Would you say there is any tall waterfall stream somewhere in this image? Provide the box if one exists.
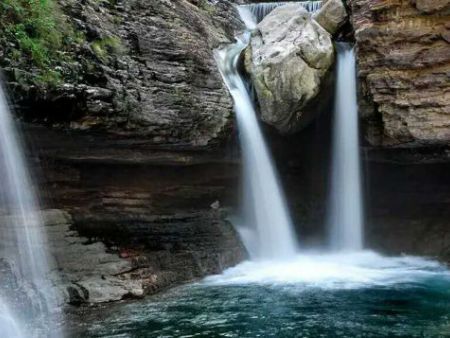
[0,84,63,337]
[328,43,364,251]
[214,32,297,259]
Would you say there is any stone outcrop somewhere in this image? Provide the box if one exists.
[23,124,245,304]
[245,4,335,134]
[41,209,245,304]
[349,0,450,150]
[313,0,348,35]
[2,0,243,147]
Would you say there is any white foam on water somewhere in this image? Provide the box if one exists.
[0,299,24,338]
[204,251,450,289]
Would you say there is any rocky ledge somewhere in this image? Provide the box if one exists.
[43,209,245,305]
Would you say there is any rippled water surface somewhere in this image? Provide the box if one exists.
[72,252,450,337]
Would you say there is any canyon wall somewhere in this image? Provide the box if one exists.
[1,0,247,304]
[346,0,450,259]
[349,0,450,152]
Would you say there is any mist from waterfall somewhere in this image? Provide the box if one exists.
[328,43,364,251]
[0,83,63,337]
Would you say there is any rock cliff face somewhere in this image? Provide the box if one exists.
[349,0,450,151]
[0,0,248,304]
[347,1,450,260]
[3,0,243,147]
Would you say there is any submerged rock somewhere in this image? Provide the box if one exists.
[245,4,334,134]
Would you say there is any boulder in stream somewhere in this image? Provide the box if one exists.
[245,4,334,134]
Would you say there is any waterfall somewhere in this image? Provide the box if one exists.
[0,83,63,337]
[240,1,322,24]
[215,33,297,259]
[215,3,322,259]
[328,43,364,251]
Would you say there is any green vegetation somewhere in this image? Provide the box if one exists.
[91,36,124,63]
[0,0,81,87]
[197,0,216,15]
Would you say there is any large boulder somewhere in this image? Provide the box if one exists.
[245,4,334,134]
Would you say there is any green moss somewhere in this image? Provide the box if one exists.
[91,36,124,63]
[197,0,216,15]
[0,0,82,87]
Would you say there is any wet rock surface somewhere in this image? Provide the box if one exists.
[44,205,246,305]
[23,125,246,305]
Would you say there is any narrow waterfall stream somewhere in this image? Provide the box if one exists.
[0,84,63,337]
[241,1,322,24]
[215,2,326,259]
[215,32,297,259]
[328,44,364,251]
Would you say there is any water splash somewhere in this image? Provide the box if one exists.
[328,43,364,251]
[0,83,63,337]
[204,251,450,289]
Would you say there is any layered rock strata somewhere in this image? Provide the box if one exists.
[23,124,245,304]
[0,0,249,304]
[2,0,243,147]
[349,0,450,150]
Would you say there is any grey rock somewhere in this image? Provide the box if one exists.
[313,0,348,35]
[245,4,334,134]
[2,0,244,148]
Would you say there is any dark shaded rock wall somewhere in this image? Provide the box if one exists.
[365,161,450,261]
[25,125,245,304]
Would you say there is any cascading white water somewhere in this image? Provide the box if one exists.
[0,83,63,337]
[328,43,364,251]
[216,2,323,259]
[215,33,297,259]
[241,1,322,24]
